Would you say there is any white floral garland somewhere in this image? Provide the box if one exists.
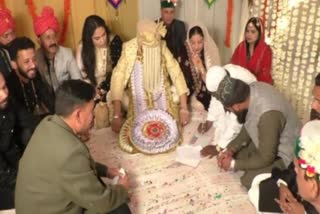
[250,0,320,121]
[298,135,320,174]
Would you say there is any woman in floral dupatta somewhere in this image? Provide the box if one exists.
[231,17,273,84]
[178,22,221,111]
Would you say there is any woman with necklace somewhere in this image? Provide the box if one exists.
[231,17,273,84]
[178,22,221,111]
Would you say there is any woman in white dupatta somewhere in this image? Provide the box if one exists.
[178,21,221,111]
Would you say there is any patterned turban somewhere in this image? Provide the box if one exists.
[33,6,59,36]
[215,75,237,106]
[0,8,15,36]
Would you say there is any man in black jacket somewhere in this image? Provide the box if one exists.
[158,0,186,59]
[0,72,40,210]
[7,37,54,115]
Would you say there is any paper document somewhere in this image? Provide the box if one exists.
[175,145,202,167]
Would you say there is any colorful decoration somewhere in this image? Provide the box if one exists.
[59,0,71,44]
[143,121,166,139]
[0,0,6,8]
[131,109,179,154]
[205,0,217,9]
[108,0,123,9]
[224,0,233,48]
[26,0,37,20]
[261,0,268,29]
[26,0,71,45]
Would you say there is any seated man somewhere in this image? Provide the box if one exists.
[34,6,81,95]
[248,73,320,214]
[7,37,54,115]
[0,72,40,210]
[292,120,320,214]
[110,20,189,154]
[200,64,257,157]
[15,80,131,214]
[0,8,16,79]
[214,76,301,189]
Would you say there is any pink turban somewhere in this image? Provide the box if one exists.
[0,8,15,36]
[33,6,59,36]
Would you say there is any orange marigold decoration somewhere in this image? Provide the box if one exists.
[59,0,71,44]
[224,0,233,48]
[0,0,6,8]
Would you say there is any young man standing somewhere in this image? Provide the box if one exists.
[158,0,186,59]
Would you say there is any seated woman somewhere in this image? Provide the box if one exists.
[178,22,220,111]
[76,15,122,94]
[110,20,189,154]
[231,17,273,84]
[76,15,122,128]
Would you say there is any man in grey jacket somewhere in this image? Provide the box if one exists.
[212,76,301,189]
[33,6,81,95]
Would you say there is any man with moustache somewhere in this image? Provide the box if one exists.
[0,72,39,210]
[0,8,16,79]
[34,6,81,95]
[7,37,54,115]
[213,77,301,189]
[16,80,131,214]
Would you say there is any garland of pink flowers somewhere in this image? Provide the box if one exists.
[26,0,71,44]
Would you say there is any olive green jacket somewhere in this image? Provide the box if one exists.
[15,115,128,214]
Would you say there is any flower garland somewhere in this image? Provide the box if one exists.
[261,0,268,29]
[0,0,6,8]
[224,0,233,48]
[59,0,71,44]
[269,0,279,38]
[298,135,320,178]
[26,0,71,44]
[253,0,320,121]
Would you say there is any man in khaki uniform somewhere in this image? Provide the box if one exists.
[15,80,130,213]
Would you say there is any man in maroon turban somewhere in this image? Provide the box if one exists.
[0,8,16,78]
[33,6,81,96]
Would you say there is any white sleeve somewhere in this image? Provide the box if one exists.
[215,112,242,149]
[207,97,225,122]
